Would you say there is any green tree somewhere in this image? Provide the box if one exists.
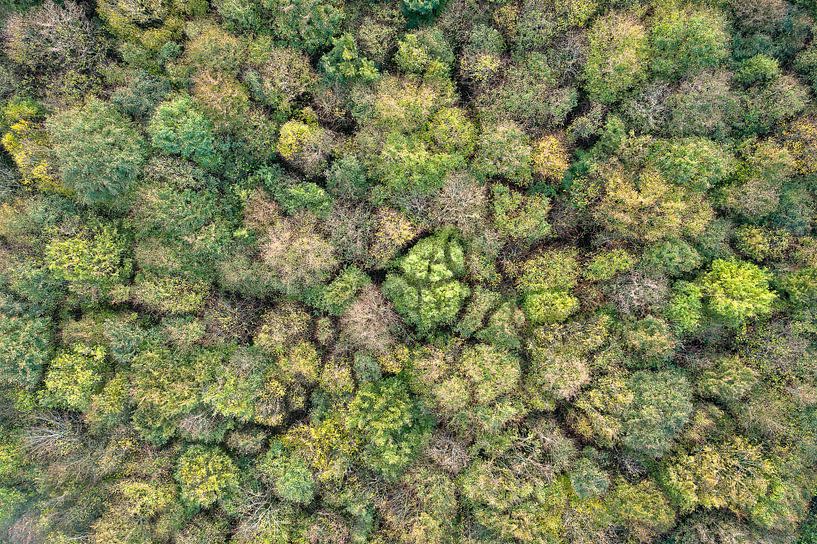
[265,0,344,54]
[176,446,240,509]
[47,98,146,206]
[492,184,552,246]
[148,96,221,170]
[0,313,52,390]
[320,33,378,83]
[517,249,580,325]
[649,138,735,192]
[45,224,131,288]
[698,259,777,329]
[345,377,432,480]
[605,478,676,541]
[457,344,521,404]
[572,370,693,458]
[394,30,454,75]
[584,249,635,282]
[649,5,729,81]
[698,355,758,405]
[622,369,693,457]
[403,0,440,16]
[259,441,316,505]
[583,12,648,104]
[472,122,533,187]
[665,281,704,334]
[41,344,107,412]
[276,118,334,178]
[660,436,778,520]
[382,230,470,334]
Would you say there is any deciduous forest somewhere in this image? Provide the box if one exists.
[1,0,817,542]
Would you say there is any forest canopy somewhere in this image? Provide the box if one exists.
[1,0,817,543]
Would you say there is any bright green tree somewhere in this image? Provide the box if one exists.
[382,230,470,334]
[345,377,432,480]
[175,446,240,509]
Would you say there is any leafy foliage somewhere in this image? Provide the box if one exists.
[1,0,816,542]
